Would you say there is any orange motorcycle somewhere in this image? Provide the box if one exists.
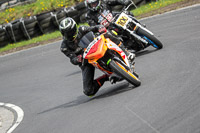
[79,31,141,87]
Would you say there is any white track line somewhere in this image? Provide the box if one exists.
[0,102,24,133]
[125,105,160,133]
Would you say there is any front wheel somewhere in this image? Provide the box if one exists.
[109,60,141,87]
[137,27,163,49]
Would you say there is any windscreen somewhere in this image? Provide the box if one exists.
[78,32,95,48]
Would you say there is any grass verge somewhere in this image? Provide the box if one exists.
[0,31,61,53]
[132,0,185,17]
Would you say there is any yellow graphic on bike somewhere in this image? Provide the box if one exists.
[116,16,128,27]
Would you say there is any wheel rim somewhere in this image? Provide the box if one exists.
[116,62,139,81]
[143,36,159,48]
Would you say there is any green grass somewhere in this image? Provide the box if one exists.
[0,31,62,52]
[0,0,187,53]
[132,0,185,17]
[0,0,83,24]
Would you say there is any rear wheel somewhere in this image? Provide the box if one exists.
[109,60,141,87]
[137,27,163,49]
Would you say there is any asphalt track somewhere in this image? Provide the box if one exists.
[0,4,200,133]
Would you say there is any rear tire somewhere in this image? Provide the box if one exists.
[137,27,163,49]
[109,60,141,87]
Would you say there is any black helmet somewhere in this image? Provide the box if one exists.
[59,17,77,41]
[86,0,101,12]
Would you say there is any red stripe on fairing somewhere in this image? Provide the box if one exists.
[113,48,126,59]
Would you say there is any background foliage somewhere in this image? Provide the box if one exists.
[0,0,84,25]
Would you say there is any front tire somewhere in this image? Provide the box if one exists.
[109,60,141,87]
[137,27,163,49]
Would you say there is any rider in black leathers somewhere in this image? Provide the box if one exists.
[59,17,127,97]
[85,0,133,26]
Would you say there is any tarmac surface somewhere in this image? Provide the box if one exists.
[0,4,200,133]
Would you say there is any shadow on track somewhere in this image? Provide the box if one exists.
[135,49,158,57]
[65,70,82,77]
[95,82,134,99]
[38,82,137,114]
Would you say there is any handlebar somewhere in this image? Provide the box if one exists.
[123,1,137,13]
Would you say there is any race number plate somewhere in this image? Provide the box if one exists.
[116,16,128,27]
[115,13,130,28]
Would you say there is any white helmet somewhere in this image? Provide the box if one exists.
[86,0,101,11]
[59,17,77,41]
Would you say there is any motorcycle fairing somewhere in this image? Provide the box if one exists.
[82,33,130,74]
[84,35,108,63]
[105,38,130,67]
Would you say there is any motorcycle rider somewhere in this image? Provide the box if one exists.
[59,17,134,97]
[85,0,133,26]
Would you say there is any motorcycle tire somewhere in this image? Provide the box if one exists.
[137,27,163,49]
[109,60,141,87]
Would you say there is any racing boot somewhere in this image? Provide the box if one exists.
[126,51,139,78]
[87,74,109,97]
[95,74,109,87]
[127,52,135,65]
[119,43,135,65]
[109,73,123,84]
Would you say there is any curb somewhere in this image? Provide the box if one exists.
[0,103,24,133]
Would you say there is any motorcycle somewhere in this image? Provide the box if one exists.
[96,2,163,52]
[78,31,141,87]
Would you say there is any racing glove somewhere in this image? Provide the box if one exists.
[76,55,83,63]
[97,25,107,34]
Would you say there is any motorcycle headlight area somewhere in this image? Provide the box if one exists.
[127,22,137,31]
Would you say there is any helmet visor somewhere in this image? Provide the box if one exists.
[88,1,99,9]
